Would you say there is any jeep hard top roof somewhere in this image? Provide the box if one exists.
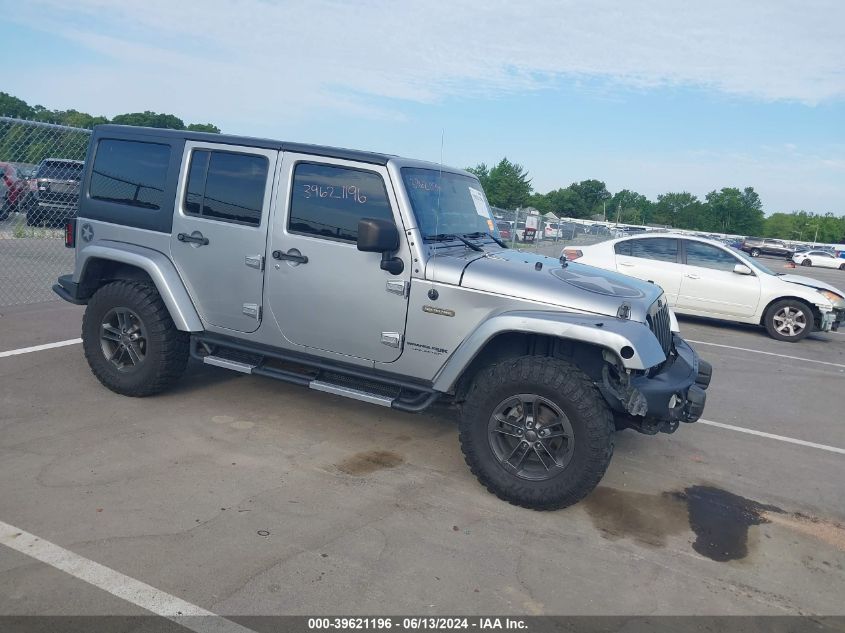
[93,124,395,166]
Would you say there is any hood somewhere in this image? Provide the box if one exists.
[778,273,843,296]
[777,273,845,307]
[427,248,663,321]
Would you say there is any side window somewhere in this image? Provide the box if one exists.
[614,240,632,256]
[289,163,393,242]
[183,150,268,226]
[630,238,678,262]
[685,241,739,272]
[90,139,170,210]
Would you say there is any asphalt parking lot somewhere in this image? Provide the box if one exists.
[1,253,844,623]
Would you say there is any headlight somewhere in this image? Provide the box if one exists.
[818,289,844,303]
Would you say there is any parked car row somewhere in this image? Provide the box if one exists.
[564,233,845,342]
[0,158,84,226]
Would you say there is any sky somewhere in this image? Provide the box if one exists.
[2,0,844,215]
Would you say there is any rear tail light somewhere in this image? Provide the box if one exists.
[64,218,76,248]
[562,248,583,261]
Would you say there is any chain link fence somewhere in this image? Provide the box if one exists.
[491,206,613,259]
[0,116,91,306]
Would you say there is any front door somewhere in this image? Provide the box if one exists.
[676,240,761,317]
[170,142,278,333]
[267,155,411,362]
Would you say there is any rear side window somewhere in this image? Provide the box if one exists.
[183,150,268,226]
[288,163,393,242]
[630,238,678,262]
[685,241,739,271]
[90,140,169,209]
[614,240,632,256]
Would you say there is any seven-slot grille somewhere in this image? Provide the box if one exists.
[647,297,672,356]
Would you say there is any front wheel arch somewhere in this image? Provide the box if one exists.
[452,332,611,403]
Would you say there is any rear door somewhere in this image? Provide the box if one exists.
[676,240,760,317]
[613,237,684,303]
[170,142,279,333]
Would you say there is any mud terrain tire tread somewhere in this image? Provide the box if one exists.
[459,356,614,510]
[82,281,189,396]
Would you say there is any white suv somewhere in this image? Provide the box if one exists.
[564,234,845,342]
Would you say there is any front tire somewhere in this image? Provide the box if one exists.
[750,248,761,257]
[801,259,812,267]
[82,281,189,396]
[459,356,614,510]
[839,263,845,271]
[764,299,813,342]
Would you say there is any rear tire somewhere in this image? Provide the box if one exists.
[459,356,614,510]
[763,299,813,342]
[82,281,189,396]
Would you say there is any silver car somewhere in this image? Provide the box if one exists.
[54,125,712,510]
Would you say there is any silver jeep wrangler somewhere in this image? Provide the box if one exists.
[54,125,711,510]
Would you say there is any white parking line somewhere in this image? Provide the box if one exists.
[698,419,845,455]
[0,519,255,633]
[687,339,845,369]
[0,338,82,358]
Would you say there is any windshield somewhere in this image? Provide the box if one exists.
[401,168,499,239]
[37,161,83,181]
[733,247,776,275]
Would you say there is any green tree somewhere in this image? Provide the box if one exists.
[763,213,796,239]
[703,187,764,235]
[482,158,532,209]
[651,192,702,228]
[544,187,588,218]
[0,92,35,118]
[187,123,221,133]
[111,111,186,129]
[466,163,490,192]
[570,179,610,216]
[608,189,653,224]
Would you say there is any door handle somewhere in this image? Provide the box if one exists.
[272,249,308,264]
[177,232,209,246]
[684,273,700,279]
[619,262,635,267]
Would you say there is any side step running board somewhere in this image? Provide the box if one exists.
[309,380,393,407]
[193,337,439,413]
[203,355,256,374]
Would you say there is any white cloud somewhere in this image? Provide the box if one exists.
[6,0,845,128]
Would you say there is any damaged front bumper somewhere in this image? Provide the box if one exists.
[819,307,844,332]
[601,335,711,435]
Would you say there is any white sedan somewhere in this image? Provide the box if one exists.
[792,250,845,270]
[564,234,845,342]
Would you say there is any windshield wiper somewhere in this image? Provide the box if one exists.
[462,231,508,249]
[424,233,483,252]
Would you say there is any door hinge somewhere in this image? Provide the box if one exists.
[386,279,410,297]
[242,303,261,319]
[381,332,402,348]
[245,254,264,270]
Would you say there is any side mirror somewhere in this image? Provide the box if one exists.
[357,218,404,275]
[357,218,399,253]
[733,263,753,275]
